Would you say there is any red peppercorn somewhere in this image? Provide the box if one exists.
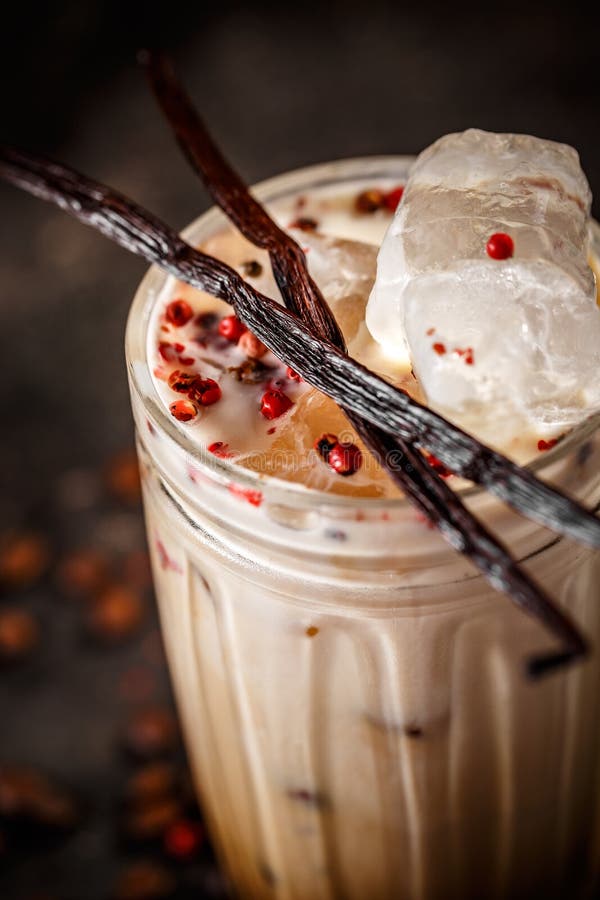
[486,232,514,260]
[327,442,363,476]
[228,484,264,507]
[189,378,222,407]
[432,342,446,355]
[218,315,247,342]
[260,389,294,419]
[384,185,404,212]
[165,299,193,327]
[163,819,204,860]
[158,342,177,362]
[424,452,453,478]
[169,400,198,422]
[538,438,558,452]
[167,370,198,393]
[238,331,268,359]
[208,441,232,458]
[286,366,302,382]
[454,347,475,365]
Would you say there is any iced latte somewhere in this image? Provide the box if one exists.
[126,143,600,899]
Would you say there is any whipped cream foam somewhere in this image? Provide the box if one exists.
[366,129,600,441]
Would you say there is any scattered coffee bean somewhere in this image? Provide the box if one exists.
[0,767,79,832]
[118,666,157,703]
[122,708,179,760]
[125,763,178,805]
[0,532,49,588]
[87,584,145,643]
[122,549,153,590]
[56,548,110,598]
[113,861,176,900]
[0,608,40,662]
[123,796,182,842]
[105,451,142,504]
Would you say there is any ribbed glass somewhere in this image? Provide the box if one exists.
[126,158,600,900]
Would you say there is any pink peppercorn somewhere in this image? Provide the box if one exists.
[189,378,222,406]
[260,389,293,419]
[165,299,194,327]
[486,232,514,260]
[218,315,247,342]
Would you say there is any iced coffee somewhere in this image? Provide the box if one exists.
[125,136,600,899]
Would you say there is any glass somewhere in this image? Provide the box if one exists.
[126,157,600,900]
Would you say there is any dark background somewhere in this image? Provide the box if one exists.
[1,2,599,897]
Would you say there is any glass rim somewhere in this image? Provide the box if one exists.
[125,154,600,512]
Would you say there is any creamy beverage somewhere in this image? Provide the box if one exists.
[125,147,600,900]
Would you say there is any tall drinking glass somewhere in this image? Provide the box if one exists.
[126,158,600,900]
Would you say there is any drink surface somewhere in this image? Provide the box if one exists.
[147,170,600,498]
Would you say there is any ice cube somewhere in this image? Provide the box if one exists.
[366,129,600,433]
[294,231,378,345]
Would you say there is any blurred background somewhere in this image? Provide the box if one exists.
[1,1,599,896]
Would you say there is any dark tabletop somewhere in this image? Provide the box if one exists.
[1,2,599,897]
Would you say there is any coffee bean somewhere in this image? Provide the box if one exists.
[0,608,40,662]
[122,708,179,760]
